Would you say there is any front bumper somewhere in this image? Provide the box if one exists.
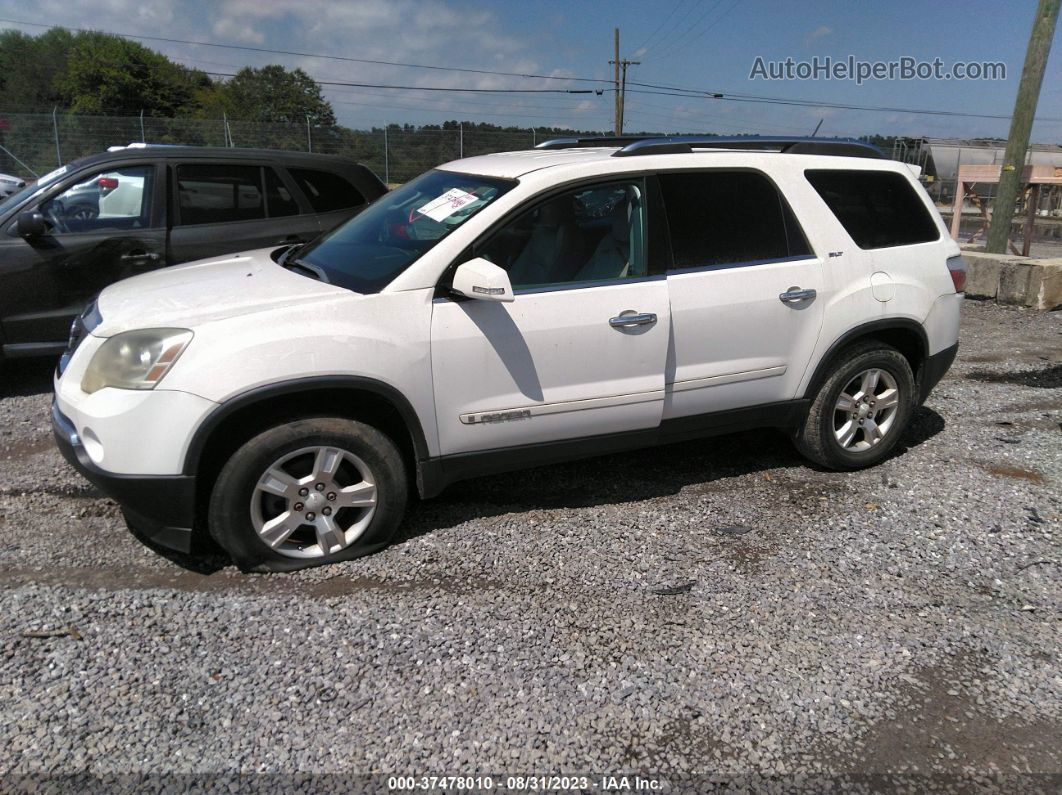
[52,402,197,553]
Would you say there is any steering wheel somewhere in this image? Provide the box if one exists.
[42,201,69,234]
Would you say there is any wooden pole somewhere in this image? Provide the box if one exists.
[985,0,1060,253]
[613,28,621,135]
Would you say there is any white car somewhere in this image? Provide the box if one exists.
[52,136,964,571]
[0,172,26,198]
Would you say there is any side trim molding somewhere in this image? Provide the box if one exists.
[459,389,664,425]
[667,365,787,393]
[420,398,810,497]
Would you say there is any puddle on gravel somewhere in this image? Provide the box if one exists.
[966,363,1062,388]
[840,653,1062,775]
[0,564,498,598]
[0,436,54,461]
[982,463,1046,484]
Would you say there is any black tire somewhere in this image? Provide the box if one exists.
[208,417,407,572]
[794,341,915,470]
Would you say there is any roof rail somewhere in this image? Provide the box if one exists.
[536,135,884,159]
[535,135,658,151]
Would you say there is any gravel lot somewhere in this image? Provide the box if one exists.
[0,300,1059,790]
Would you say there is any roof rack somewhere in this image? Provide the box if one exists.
[534,135,884,160]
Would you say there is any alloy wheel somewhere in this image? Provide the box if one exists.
[250,445,377,559]
[833,368,901,452]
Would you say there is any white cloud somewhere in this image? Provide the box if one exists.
[804,25,833,45]
[0,0,609,128]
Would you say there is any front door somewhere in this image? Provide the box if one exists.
[0,162,164,349]
[656,169,826,420]
[431,179,671,456]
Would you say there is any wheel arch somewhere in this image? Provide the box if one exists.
[184,376,432,500]
[803,319,928,401]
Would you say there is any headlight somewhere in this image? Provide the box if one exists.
[81,328,193,394]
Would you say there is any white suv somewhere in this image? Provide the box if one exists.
[52,136,964,571]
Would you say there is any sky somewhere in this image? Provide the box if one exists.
[0,0,1059,141]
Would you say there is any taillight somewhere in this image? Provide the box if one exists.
[98,177,119,190]
[946,256,967,293]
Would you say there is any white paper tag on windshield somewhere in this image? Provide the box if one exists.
[416,188,478,222]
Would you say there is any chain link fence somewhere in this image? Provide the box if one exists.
[0,111,551,185]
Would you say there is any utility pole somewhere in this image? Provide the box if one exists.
[986,0,1060,254]
[609,28,640,135]
[611,28,620,135]
[619,57,640,134]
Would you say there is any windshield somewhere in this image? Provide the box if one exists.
[296,169,515,293]
[0,164,71,218]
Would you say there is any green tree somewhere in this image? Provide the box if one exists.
[0,27,75,111]
[220,65,336,126]
[57,32,209,116]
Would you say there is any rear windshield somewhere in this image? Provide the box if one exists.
[805,169,939,249]
[294,169,515,293]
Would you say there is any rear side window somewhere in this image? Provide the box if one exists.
[289,168,365,213]
[265,168,299,217]
[805,169,939,249]
[658,170,811,269]
[177,164,264,225]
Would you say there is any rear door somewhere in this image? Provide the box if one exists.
[0,161,164,348]
[657,169,826,420]
[168,162,320,264]
[286,166,370,236]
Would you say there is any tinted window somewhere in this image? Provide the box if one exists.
[41,165,155,234]
[480,181,648,289]
[289,168,364,212]
[659,171,811,269]
[805,169,939,249]
[265,168,299,217]
[177,164,264,225]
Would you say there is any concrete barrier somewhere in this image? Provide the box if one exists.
[959,249,1062,310]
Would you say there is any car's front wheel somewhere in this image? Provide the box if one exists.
[794,341,915,470]
[208,417,408,571]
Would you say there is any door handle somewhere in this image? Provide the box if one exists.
[609,311,657,328]
[120,251,161,262]
[779,287,817,304]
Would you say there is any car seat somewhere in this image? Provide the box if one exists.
[507,197,582,287]
[575,187,643,281]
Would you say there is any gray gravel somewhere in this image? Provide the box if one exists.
[0,300,1059,788]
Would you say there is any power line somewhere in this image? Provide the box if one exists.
[4,15,1058,125]
[0,16,615,87]
[638,0,703,60]
[630,0,695,56]
[647,0,740,63]
[622,87,1062,122]
[203,72,599,95]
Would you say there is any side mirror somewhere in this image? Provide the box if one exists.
[17,211,47,238]
[451,257,514,302]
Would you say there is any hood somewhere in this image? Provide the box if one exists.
[94,247,352,335]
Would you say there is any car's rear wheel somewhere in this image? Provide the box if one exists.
[68,204,98,222]
[208,417,407,572]
[794,341,915,470]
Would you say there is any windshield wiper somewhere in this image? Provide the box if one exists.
[278,242,305,265]
[284,258,330,283]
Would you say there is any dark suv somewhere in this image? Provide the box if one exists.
[0,145,386,359]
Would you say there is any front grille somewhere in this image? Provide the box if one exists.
[57,300,100,377]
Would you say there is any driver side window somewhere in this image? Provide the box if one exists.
[479,180,646,290]
[40,165,154,235]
